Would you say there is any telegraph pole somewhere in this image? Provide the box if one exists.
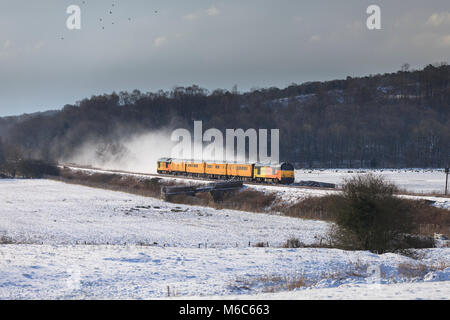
[445,166,449,196]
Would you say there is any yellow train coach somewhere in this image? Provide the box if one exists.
[205,161,227,178]
[170,159,186,174]
[185,160,206,176]
[227,163,254,181]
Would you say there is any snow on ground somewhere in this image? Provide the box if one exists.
[0,179,328,247]
[0,179,449,300]
[247,182,450,211]
[191,280,450,300]
[296,169,448,194]
[67,166,449,195]
[1,245,449,299]
[64,166,450,209]
[247,183,335,205]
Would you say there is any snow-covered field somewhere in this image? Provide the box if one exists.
[296,169,448,194]
[0,179,449,300]
[191,280,450,300]
[1,245,448,300]
[0,179,327,247]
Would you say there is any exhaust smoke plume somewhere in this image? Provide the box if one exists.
[62,130,175,174]
[61,126,268,173]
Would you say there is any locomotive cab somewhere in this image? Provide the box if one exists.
[157,157,172,174]
[254,162,294,184]
[280,162,295,184]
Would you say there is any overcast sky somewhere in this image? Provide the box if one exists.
[0,0,449,116]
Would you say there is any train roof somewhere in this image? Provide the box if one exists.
[158,158,293,168]
[255,162,293,168]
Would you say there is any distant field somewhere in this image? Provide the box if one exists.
[296,169,448,194]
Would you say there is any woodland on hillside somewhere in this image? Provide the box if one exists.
[0,63,449,169]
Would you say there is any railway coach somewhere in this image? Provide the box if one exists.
[170,159,186,174]
[227,163,254,181]
[186,160,206,177]
[205,161,227,179]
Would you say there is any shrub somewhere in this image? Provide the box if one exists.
[328,174,422,253]
[215,190,276,213]
[0,235,15,244]
[58,169,170,198]
[254,242,268,247]
[283,237,304,248]
[0,159,59,178]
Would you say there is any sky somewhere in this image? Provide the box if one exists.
[0,0,449,116]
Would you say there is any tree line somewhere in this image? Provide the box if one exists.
[0,63,449,168]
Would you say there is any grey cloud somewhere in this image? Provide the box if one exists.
[0,0,449,116]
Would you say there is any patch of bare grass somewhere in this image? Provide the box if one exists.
[398,262,429,278]
[231,273,308,294]
[276,195,339,221]
[0,235,35,245]
[56,168,182,198]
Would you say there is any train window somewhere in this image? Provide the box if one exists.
[281,163,294,170]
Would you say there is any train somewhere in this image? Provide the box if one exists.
[157,158,295,184]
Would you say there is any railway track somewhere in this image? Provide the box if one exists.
[58,164,450,202]
[59,163,337,191]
